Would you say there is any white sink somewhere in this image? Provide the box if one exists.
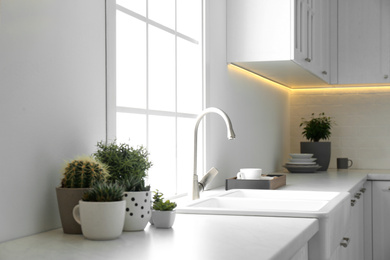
[177,189,351,260]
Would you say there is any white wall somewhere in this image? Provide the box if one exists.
[0,0,106,242]
[204,0,291,188]
[291,88,390,169]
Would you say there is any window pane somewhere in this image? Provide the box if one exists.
[148,115,176,195]
[177,117,203,195]
[116,11,146,109]
[149,0,175,30]
[177,38,202,114]
[117,0,146,17]
[177,0,202,40]
[148,26,176,112]
[116,112,147,148]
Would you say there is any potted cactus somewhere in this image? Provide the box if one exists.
[73,182,125,240]
[56,156,109,234]
[151,190,177,229]
[93,140,153,231]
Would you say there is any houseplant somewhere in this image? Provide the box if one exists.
[73,182,125,240]
[93,140,153,231]
[56,156,109,234]
[151,190,177,229]
[299,112,335,171]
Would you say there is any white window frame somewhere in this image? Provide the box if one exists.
[105,0,206,196]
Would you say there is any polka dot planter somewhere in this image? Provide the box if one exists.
[123,191,151,231]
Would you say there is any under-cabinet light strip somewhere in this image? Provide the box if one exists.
[229,64,390,92]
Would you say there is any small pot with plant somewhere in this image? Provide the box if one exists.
[56,156,109,234]
[151,190,177,229]
[73,182,125,240]
[94,140,153,231]
[299,112,335,171]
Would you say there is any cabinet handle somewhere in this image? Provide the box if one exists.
[385,75,389,79]
[322,71,328,75]
[305,57,311,62]
[360,188,366,193]
[340,237,350,248]
[355,192,362,199]
[351,199,356,206]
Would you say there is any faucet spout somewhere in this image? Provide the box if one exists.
[193,107,236,200]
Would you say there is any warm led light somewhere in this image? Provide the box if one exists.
[228,64,291,92]
[229,64,390,94]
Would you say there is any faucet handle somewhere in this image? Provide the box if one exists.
[199,167,219,191]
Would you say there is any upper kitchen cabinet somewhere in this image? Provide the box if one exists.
[227,0,331,88]
[337,0,390,85]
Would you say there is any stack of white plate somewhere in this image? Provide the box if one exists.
[283,153,321,173]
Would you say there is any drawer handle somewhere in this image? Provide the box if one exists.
[340,237,350,248]
[351,199,356,206]
[355,192,362,199]
[305,57,311,62]
[360,188,366,193]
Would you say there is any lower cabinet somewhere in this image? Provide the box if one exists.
[290,243,309,260]
[372,181,390,260]
[330,181,369,260]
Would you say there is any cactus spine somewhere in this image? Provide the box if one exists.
[61,156,109,188]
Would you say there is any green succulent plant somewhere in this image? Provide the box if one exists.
[120,175,150,192]
[82,182,124,202]
[300,112,335,142]
[152,190,177,211]
[60,156,109,188]
[93,140,152,191]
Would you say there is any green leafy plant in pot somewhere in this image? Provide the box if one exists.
[56,156,109,234]
[93,140,152,231]
[73,182,125,240]
[299,112,335,171]
[151,190,177,229]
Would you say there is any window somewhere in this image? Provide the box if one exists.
[107,0,204,197]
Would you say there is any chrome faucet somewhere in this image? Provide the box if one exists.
[192,107,236,200]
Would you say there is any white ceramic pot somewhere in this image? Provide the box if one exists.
[152,210,176,229]
[123,191,152,231]
[73,200,125,240]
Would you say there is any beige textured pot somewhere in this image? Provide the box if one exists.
[56,187,90,234]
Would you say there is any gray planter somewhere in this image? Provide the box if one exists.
[56,187,90,234]
[152,210,176,229]
[300,142,331,171]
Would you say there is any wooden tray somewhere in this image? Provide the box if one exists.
[225,174,286,190]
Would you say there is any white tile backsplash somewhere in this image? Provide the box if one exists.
[290,88,390,169]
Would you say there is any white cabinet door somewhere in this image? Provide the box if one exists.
[330,182,367,260]
[372,181,390,260]
[294,0,330,83]
[338,0,390,85]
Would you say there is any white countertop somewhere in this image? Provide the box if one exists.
[3,168,390,260]
[277,169,390,192]
[0,214,318,260]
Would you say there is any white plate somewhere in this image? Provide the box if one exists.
[289,158,317,162]
[286,162,317,165]
[289,153,313,159]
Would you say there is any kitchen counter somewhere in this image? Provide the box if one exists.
[277,169,390,192]
[2,169,389,260]
[0,214,318,260]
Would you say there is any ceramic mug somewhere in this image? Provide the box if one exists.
[237,168,262,179]
[337,158,353,169]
